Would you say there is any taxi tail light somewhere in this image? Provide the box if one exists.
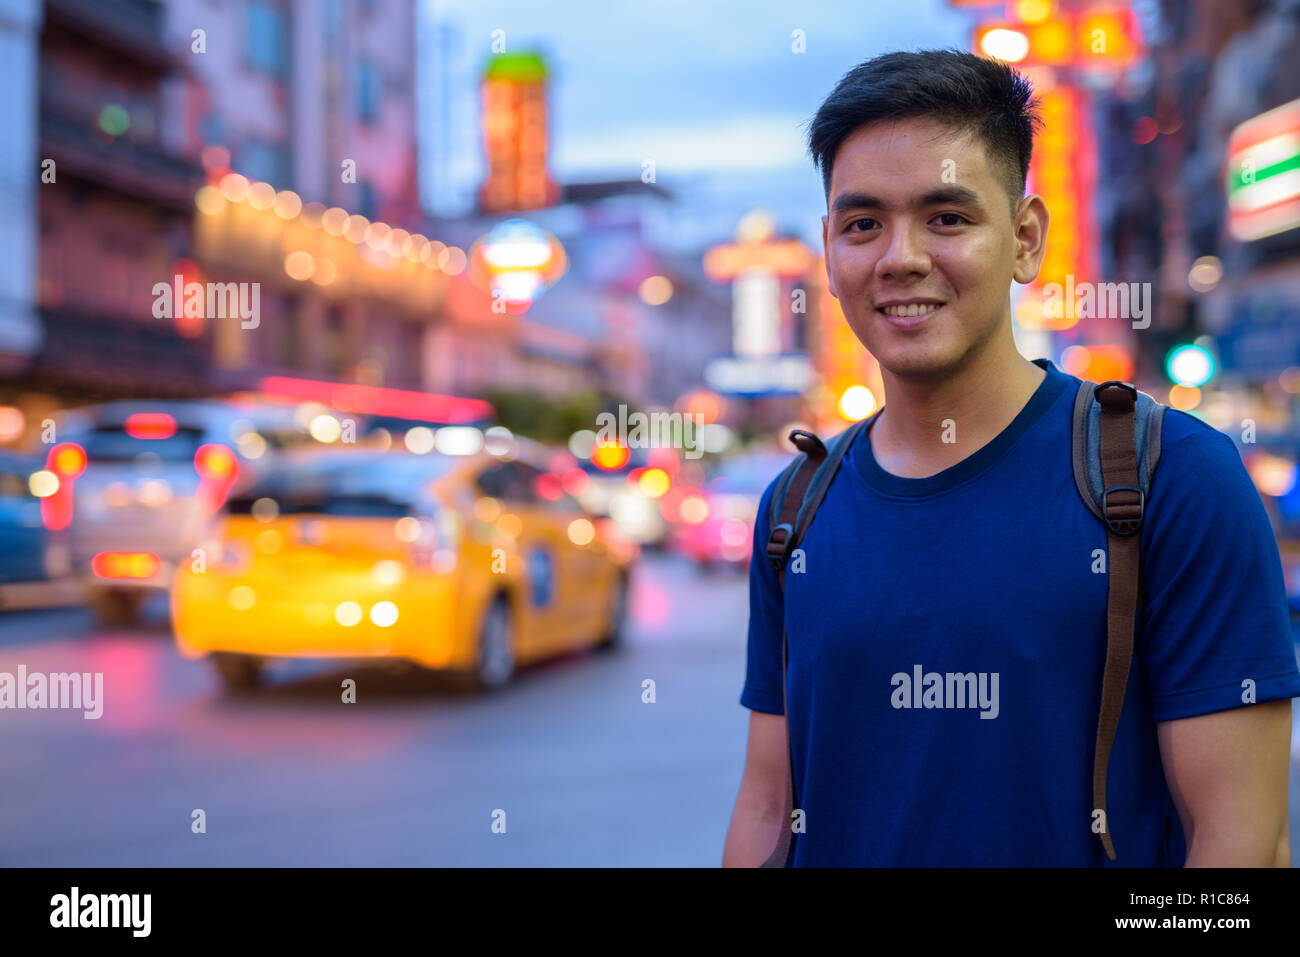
[194,443,240,513]
[42,442,86,531]
[406,522,437,567]
[408,510,459,570]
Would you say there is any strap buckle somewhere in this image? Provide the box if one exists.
[766,522,794,572]
[1094,380,1137,399]
[788,430,827,457]
[1102,484,1144,536]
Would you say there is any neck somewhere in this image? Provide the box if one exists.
[870,339,1046,479]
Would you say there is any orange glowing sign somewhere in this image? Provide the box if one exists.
[1020,84,1099,331]
[974,6,1140,69]
[479,53,561,213]
[702,239,814,282]
[809,254,881,427]
[1060,344,1134,383]
[1075,9,1140,68]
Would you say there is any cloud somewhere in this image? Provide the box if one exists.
[554,115,811,177]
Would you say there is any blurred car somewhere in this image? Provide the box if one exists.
[574,445,671,546]
[668,451,791,569]
[0,450,68,588]
[45,399,303,626]
[171,441,633,692]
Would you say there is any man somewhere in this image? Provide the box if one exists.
[723,50,1299,866]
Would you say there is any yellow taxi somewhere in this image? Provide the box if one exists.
[170,436,635,692]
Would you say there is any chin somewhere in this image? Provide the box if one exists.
[858,333,961,380]
[878,352,958,381]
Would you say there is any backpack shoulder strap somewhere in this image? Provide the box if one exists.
[1071,377,1167,520]
[1074,377,1167,862]
[759,416,870,868]
[765,416,871,589]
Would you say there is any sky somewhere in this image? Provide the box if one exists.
[420,0,977,251]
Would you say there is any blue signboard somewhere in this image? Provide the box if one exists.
[1215,295,1300,379]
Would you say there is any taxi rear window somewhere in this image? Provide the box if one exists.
[227,456,452,516]
[226,493,413,517]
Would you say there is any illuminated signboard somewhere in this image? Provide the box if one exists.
[480,52,561,213]
[1226,97,1300,242]
[974,6,1141,70]
[702,212,815,395]
[467,218,567,313]
[1019,83,1099,331]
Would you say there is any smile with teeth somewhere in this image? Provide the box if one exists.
[880,303,943,317]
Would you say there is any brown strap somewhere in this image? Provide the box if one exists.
[758,432,826,868]
[1093,382,1144,861]
[764,431,827,574]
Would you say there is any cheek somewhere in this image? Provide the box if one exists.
[941,234,1013,295]
[829,244,875,293]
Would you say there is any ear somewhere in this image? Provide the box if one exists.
[821,214,838,299]
[1012,194,1049,286]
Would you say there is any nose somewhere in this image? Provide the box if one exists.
[874,221,932,282]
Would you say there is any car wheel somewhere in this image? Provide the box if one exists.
[91,589,143,629]
[211,652,264,693]
[471,597,514,691]
[598,573,629,650]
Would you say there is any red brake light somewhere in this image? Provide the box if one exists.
[42,443,85,531]
[124,412,177,440]
[396,516,436,567]
[48,442,86,477]
[91,551,161,579]
[591,441,630,471]
[533,472,563,501]
[561,467,589,496]
[194,443,237,481]
[194,444,240,514]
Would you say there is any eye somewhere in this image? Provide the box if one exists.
[932,213,969,227]
[845,217,878,233]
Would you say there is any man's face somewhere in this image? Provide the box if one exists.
[821,117,1043,379]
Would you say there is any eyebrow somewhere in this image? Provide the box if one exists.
[830,185,984,214]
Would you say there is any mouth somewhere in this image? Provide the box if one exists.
[876,300,945,329]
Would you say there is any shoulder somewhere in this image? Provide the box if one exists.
[1144,409,1269,530]
[753,420,864,532]
[1154,408,1245,472]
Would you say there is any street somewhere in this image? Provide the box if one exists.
[2,551,1298,867]
[0,553,753,867]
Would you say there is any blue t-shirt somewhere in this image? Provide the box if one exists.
[742,358,1300,866]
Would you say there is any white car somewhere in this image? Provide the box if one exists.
[45,400,306,625]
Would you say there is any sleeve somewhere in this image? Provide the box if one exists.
[740,475,788,714]
[1136,422,1300,722]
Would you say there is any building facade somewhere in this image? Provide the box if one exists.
[28,0,205,429]
[163,0,442,393]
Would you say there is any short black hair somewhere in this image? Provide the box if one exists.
[807,49,1041,209]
